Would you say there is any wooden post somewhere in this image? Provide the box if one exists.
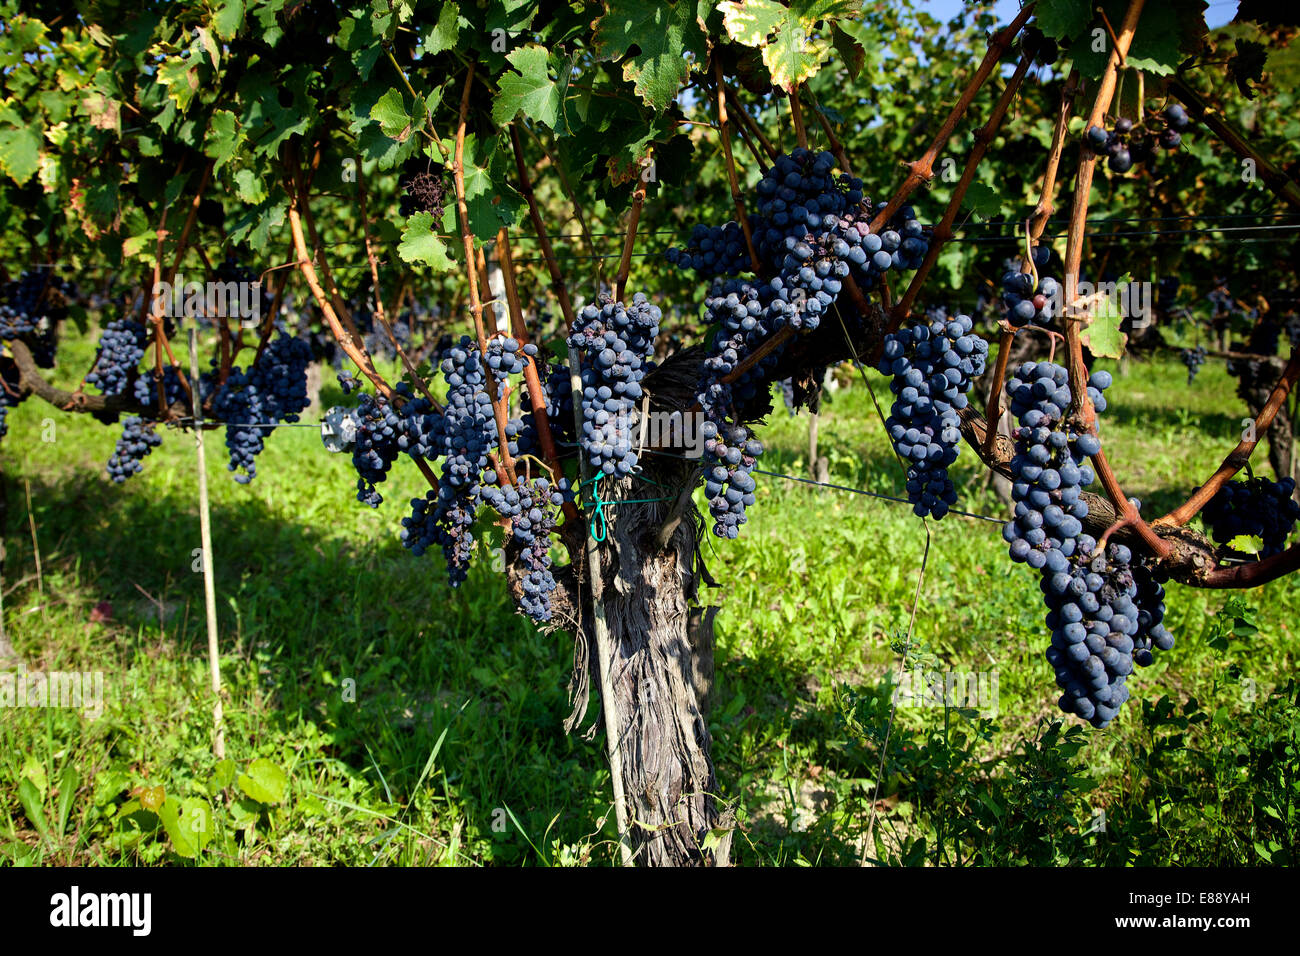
[190,327,226,760]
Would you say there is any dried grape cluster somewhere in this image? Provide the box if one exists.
[399,165,449,221]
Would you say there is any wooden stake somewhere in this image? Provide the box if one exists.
[190,327,225,760]
[567,341,634,867]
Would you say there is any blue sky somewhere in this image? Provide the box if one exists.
[922,0,1238,29]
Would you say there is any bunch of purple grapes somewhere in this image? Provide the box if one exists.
[1084,104,1191,173]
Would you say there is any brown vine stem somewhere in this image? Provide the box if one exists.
[150,159,213,406]
[510,125,578,332]
[286,179,393,400]
[614,174,648,301]
[1059,0,1170,559]
[725,86,779,163]
[788,87,808,150]
[732,113,768,169]
[1202,542,1300,589]
[453,67,516,485]
[982,325,1017,455]
[1026,68,1080,247]
[863,4,1034,236]
[357,165,442,412]
[807,90,854,177]
[524,123,602,290]
[1157,351,1300,528]
[498,232,560,465]
[1168,76,1300,213]
[868,2,1036,235]
[715,58,762,274]
[890,50,1035,331]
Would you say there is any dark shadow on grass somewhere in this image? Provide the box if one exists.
[2,471,609,864]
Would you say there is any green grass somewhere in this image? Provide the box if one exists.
[1,339,1297,865]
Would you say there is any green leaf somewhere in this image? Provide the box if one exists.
[157,55,201,112]
[718,0,787,45]
[1081,295,1126,359]
[18,778,51,845]
[371,88,414,141]
[212,758,237,792]
[462,134,523,240]
[236,758,287,804]
[1065,1,1196,78]
[158,796,212,858]
[593,0,707,111]
[423,2,460,54]
[718,0,859,91]
[1035,0,1094,40]
[0,124,41,185]
[212,0,247,40]
[55,768,79,838]
[398,211,457,271]
[831,23,865,79]
[203,110,242,172]
[962,181,1003,221]
[234,168,268,204]
[492,46,563,128]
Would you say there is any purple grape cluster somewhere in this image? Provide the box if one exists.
[105,416,162,483]
[87,318,147,396]
[665,221,752,278]
[1084,104,1191,173]
[877,312,988,518]
[210,331,311,483]
[1200,476,1300,557]
[1180,345,1208,384]
[483,475,571,621]
[1000,362,1172,726]
[567,293,659,477]
[1000,246,1062,328]
[0,269,71,368]
[701,422,761,538]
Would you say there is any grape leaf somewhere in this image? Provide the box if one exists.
[371,88,415,141]
[237,758,287,804]
[203,110,242,172]
[593,0,706,111]
[398,211,457,271]
[0,124,41,185]
[211,0,247,40]
[424,3,460,55]
[1079,294,1126,359]
[492,46,564,129]
[717,0,860,91]
[1065,1,1203,78]
[157,55,201,112]
[462,134,522,240]
[159,796,213,858]
[1034,0,1094,41]
[962,181,1003,221]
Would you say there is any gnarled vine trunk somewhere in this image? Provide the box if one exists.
[596,477,731,866]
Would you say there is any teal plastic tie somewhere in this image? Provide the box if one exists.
[581,473,676,542]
